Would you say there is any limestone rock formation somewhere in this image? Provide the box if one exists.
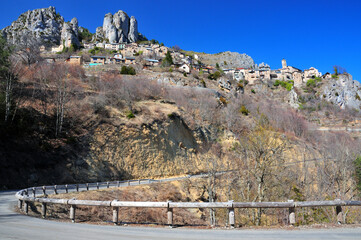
[321,73,361,109]
[128,16,138,42]
[288,89,300,109]
[199,51,255,69]
[1,6,64,45]
[93,10,138,43]
[1,6,80,47]
[92,27,105,42]
[61,17,80,47]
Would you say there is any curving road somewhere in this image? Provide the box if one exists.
[1,191,361,239]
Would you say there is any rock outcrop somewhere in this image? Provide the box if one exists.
[61,17,80,47]
[93,10,139,43]
[2,6,64,45]
[1,6,80,47]
[199,51,255,69]
[321,73,361,109]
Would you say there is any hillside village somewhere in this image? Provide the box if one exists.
[43,41,326,89]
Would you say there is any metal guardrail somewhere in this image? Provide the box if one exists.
[15,178,361,227]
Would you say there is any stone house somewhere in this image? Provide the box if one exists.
[293,72,303,87]
[125,57,136,65]
[304,67,321,80]
[105,43,125,51]
[179,63,191,73]
[44,57,56,63]
[144,59,160,67]
[39,45,46,52]
[96,42,105,48]
[68,56,83,65]
[83,43,95,49]
[51,45,64,53]
[110,53,123,64]
[91,56,106,65]
[259,70,271,80]
[234,68,246,81]
[322,72,332,79]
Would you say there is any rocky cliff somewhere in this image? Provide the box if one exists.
[321,73,361,109]
[198,51,255,69]
[92,10,139,43]
[1,6,80,47]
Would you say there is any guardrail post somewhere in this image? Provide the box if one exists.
[18,199,23,210]
[288,200,295,225]
[107,182,110,188]
[24,189,29,196]
[76,184,79,192]
[128,180,130,186]
[41,203,47,218]
[23,201,29,215]
[336,205,343,224]
[228,200,235,228]
[86,183,89,191]
[117,181,120,187]
[42,186,46,195]
[148,179,151,184]
[112,207,119,225]
[138,179,141,185]
[70,205,76,223]
[97,182,99,190]
[65,184,68,193]
[54,185,58,195]
[32,187,36,197]
[167,201,173,228]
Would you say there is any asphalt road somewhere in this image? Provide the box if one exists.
[1,190,361,239]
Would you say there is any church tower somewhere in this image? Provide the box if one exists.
[282,59,287,68]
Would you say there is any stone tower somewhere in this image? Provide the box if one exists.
[282,59,287,68]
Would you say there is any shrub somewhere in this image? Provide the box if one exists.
[251,89,256,94]
[134,51,143,56]
[285,82,293,91]
[200,79,206,87]
[240,105,249,115]
[126,111,135,119]
[167,112,177,119]
[306,79,316,88]
[183,72,187,77]
[356,93,361,101]
[274,80,281,87]
[355,156,361,194]
[120,66,136,75]
[274,80,293,91]
[208,71,221,80]
[219,96,227,105]
[162,51,173,67]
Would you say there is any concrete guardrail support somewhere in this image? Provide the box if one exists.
[23,201,29,215]
[112,207,119,225]
[167,201,173,227]
[70,205,76,223]
[288,200,295,225]
[228,200,235,228]
[336,205,343,224]
[41,203,47,218]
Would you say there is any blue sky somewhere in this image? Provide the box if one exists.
[1,0,361,80]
